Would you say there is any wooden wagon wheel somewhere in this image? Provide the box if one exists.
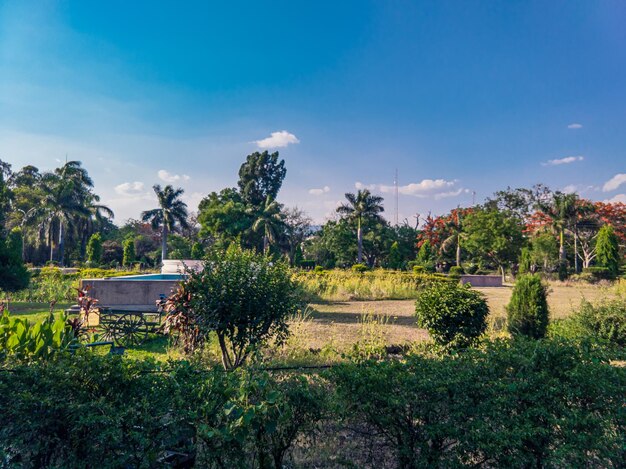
[98,309,119,342]
[113,313,149,347]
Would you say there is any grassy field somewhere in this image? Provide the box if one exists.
[5,282,621,359]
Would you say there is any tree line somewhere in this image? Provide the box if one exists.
[0,152,624,290]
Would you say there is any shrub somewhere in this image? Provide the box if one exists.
[162,245,301,369]
[583,266,613,281]
[569,299,626,347]
[329,338,626,467]
[507,274,549,339]
[414,282,489,349]
[351,263,368,273]
[86,233,103,266]
[413,265,425,274]
[0,312,77,361]
[449,265,464,276]
[299,259,315,269]
[122,238,136,267]
[190,242,204,259]
[596,224,620,278]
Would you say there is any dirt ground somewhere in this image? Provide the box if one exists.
[296,283,619,350]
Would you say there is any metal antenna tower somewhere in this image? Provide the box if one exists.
[393,168,399,226]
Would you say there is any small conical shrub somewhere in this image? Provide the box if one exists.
[507,274,549,339]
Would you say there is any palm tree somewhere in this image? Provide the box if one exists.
[336,189,384,264]
[141,185,189,263]
[441,208,465,267]
[38,162,94,265]
[535,192,578,272]
[251,196,284,253]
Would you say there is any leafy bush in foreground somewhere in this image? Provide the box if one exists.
[0,312,76,361]
[1,339,624,468]
[330,338,626,468]
[163,245,301,369]
[415,282,488,349]
[507,274,549,339]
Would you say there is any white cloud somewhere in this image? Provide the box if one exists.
[604,193,626,204]
[254,130,300,149]
[562,184,578,194]
[114,181,145,196]
[602,173,626,192]
[355,178,465,199]
[158,169,191,183]
[567,123,583,129]
[541,156,584,166]
[309,186,330,195]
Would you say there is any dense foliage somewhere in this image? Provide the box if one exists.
[162,246,301,369]
[507,274,550,339]
[1,338,624,468]
[414,282,489,349]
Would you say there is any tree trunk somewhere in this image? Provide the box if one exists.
[58,221,65,266]
[357,217,363,264]
[161,224,168,263]
[573,228,578,273]
[500,264,506,283]
[263,233,269,253]
[559,229,566,262]
[456,237,461,267]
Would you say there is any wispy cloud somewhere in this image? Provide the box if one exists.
[309,186,330,195]
[567,123,583,129]
[602,173,626,192]
[255,131,300,149]
[604,193,626,204]
[114,181,145,196]
[355,178,466,199]
[541,156,584,166]
[158,170,190,183]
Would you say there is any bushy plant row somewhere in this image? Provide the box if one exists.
[294,269,454,301]
[5,267,144,303]
[1,338,623,468]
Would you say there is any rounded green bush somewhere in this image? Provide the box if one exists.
[413,265,425,274]
[507,274,549,339]
[415,282,489,349]
[449,266,464,276]
[351,263,368,273]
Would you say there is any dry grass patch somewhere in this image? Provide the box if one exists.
[295,282,618,350]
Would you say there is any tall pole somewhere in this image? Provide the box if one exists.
[394,168,399,226]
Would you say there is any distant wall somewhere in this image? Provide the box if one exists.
[460,275,503,287]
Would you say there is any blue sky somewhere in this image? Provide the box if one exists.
[1,0,625,223]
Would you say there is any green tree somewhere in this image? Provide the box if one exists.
[463,207,525,281]
[336,189,385,264]
[535,191,579,278]
[0,229,29,292]
[595,224,620,278]
[238,151,286,208]
[251,197,284,253]
[122,238,136,267]
[162,246,300,369]
[86,233,103,265]
[190,242,204,259]
[387,241,402,269]
[282,207,312,266]
[197,188,254,248]
[506,274,549,339]
[141,185,189,263]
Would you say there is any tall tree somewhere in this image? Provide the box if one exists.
[141,185,189,263]
[535,191,579,277]
[336,189,385,264]
[39,163,94,265]
[463,207,525,281]
[237,151,286,207]
[282,206,312,265]
[250,197,284,253]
